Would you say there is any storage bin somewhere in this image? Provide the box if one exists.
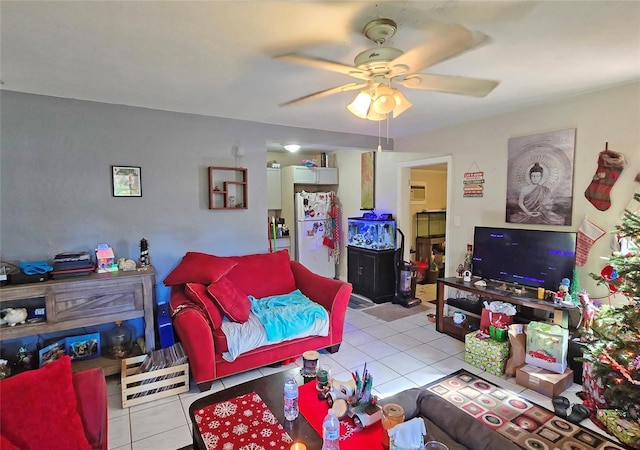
[121,354,189,408]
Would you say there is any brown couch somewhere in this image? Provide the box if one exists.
[381,388,520,450]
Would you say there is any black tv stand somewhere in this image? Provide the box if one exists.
[436,277,574,342]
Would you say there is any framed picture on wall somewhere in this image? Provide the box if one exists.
[361,151,375,210]
[505,129,575,226]
[112,166,142,197]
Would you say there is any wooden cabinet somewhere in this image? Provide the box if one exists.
[208,166,248,210]
[283,166,338,185]
[267,168,282,210]
[0,268,156,375]
[316,167,338,185]
[347,247,396,303]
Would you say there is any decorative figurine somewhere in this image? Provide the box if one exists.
[578,292,598,335]
[3,308,27,326]
[555,277,571,303]
[320,364,382,430]
[139,238,150,267]
[0,359,10,379]
[14,346,33,372]
[463,244,473,271]
[95,243,118,273]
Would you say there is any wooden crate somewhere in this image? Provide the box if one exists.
[121,354,189,408]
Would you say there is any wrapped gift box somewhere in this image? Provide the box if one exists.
[597,409,640,449]
[582,361,609,410]
[464,331,510,376]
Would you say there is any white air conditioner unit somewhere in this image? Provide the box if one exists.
[410,182,427,204]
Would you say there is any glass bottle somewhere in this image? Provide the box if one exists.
[107,321,132,359]
[381,403,405,449]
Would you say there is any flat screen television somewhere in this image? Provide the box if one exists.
[472,226,576,291]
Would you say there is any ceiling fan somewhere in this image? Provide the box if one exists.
[275,18,499,120]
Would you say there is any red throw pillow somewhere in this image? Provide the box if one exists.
[164,252,238,286]
[0,356,91,450]
[0,435,20,450]
[207,277,251,323]
[185,282,223,329]
[225,250,296,298]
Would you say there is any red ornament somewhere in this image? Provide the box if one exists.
[600,265,619,292]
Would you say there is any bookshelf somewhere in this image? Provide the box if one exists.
[208,166,248,210]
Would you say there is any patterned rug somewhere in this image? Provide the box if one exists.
[424,369,626,450]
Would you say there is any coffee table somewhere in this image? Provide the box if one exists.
[189,367,322,449]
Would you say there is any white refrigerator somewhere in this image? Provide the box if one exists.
[295,192,335,278]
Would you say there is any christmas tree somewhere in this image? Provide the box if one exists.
[586,192,640,420]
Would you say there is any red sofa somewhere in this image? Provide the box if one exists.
[167,250,352,391]
[0,356,108,450]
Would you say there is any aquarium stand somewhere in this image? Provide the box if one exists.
[347,247,396,303]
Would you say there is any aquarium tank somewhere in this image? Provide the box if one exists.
[348,216,396,250]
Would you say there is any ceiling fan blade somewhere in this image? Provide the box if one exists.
[275,53,369,80]
[388,24,488,77]
[279,82,370,107]
[396,73,499,97]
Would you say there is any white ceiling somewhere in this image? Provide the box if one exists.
[2,1,639,142]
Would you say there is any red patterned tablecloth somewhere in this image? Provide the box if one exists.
[193,391,293,450]
[298,380,383,450]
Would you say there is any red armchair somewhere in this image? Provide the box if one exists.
[168,250,352,391]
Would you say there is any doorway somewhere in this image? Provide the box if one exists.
[396,156,452,278]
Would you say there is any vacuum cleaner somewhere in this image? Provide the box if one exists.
[392,228,422,308]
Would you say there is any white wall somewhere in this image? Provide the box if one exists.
[367,81,639,302]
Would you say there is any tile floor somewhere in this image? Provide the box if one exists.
[106,302,616,449]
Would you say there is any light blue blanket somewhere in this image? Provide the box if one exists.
[249,289,329,342]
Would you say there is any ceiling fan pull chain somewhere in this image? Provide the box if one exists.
[386,114,390,144]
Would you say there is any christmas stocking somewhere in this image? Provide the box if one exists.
[584,148,626,211]
[576,217,606,266]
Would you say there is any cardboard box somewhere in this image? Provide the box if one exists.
[515,364,574,397]
[465,331,510,376]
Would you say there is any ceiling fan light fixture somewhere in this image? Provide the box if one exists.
[392,90,413,118]
[347,92,373,119]
[372,85,396,115]
[366,110,386,121]
[283,144,301,153]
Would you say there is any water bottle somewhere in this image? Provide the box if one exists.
[322,409,340,450]
[283,376,299,420]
